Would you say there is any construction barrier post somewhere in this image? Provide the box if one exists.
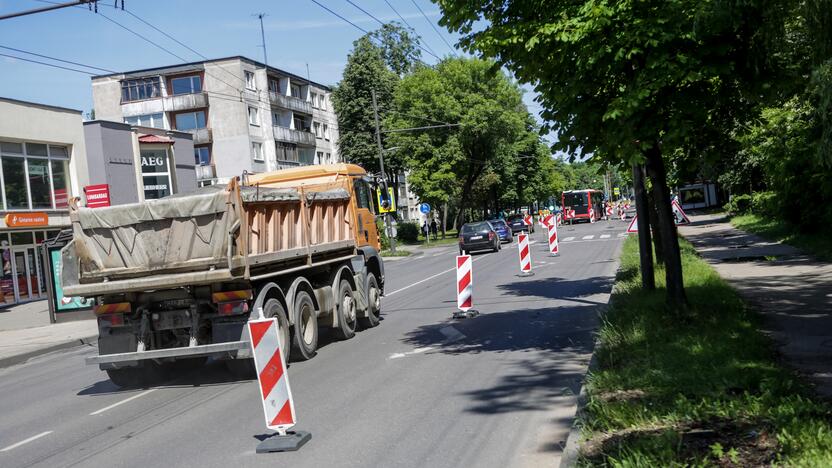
[517,232,534,277]
[249,309,311,453]
[547,222,560,257]
[453,255,478,319]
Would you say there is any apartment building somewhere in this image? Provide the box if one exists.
[90,56,339,186]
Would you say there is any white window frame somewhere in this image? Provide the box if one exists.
[244,70,256,91]
[140,146,173,200]
[320,94,327,110]
[248,106,260,126]
[170,75,201,95]
[323,124,330,141]
[174,110,207,131]
[124,113,165,129]
[313,122,322,139]
[0,141,71,211]
[310,92,318,108]
[252,142,264,162]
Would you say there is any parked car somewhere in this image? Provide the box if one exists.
[459,221,501,255]
[506,214,534,234]
[487,219,513,243]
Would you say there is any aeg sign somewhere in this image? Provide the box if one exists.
[84,184,111,208]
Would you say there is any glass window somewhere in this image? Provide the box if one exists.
[28,159,52,209]
[353,180,372,210]
[325,152,331,163]
[51,160,69,208]
[323,124,329,140]
[194,147,210,166]
[10,232,33,246]
[140,149,169,174]
[310,92,318,108]
[171,75,201,95]
[299,148,315,165]
[49,145,68,158]
[0,142,23,154]
[320,94,327,110]
[121,77,162,102]
[124,113,164,129]
[252,142,263,161]
[142,175,171,199]
[276,142,298,162]
[175,111,206,131]
[291,84,301,98]
[245,71,256,90]
[313,122,322,138]
[2,157,28,209]
[26,143,47,156]
[269,79,279,92]
[248,106,259,126]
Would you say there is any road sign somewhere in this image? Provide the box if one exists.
[626,215,639,233]
[671,200,690,225]
[517,232,533,276]
[548,205,555,211]
[376,187,396,214]
[419,203,431,214]
[547,223,559,256]
[613,187,620,196]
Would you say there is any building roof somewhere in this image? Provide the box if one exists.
[138,133,174,144]
[90,55,332,91]
[0,97,82,114]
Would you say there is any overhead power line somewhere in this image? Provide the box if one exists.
[343,0,440,61]
[0,52,96,75]
[409,0,457,57]
[0,45,116,73]
[382,0,439,59]
[0,0,97,21]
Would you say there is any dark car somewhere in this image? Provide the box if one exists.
[488,219,513,243]
[506,214,535,234]
[459,221,501,255]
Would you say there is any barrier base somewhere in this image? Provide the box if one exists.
[256,431,311,453]
[453,309,479,319]
[517,271,535,277]
[549,252,560,257]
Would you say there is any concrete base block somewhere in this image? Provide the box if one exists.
[256,431,311,453]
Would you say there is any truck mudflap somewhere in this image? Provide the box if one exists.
[85,341,252,366]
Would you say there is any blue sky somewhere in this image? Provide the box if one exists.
[0,0,551,142]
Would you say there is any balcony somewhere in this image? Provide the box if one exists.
[163,92,209,112]
[195,164,216,181]
[184,128,212,145]
[275,160,303,170]
[269,91,312,114]
[273,126,315,146]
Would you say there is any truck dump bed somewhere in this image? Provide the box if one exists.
[62,179,356,297]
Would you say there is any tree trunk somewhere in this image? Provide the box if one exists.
[632,163,655,290]
[647,191,665,265]
[644,144,688,309]
[441,203,448,239]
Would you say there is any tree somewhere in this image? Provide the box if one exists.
[435,0,792,309]
[388,57,527,227]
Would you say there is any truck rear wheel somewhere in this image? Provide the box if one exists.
[359,273,381,329]
[333,279,357,340]
[291,290,318,361]
[106,363,162,388]
[226,298,290,378]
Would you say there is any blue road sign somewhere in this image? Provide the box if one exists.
[419,203,431,214]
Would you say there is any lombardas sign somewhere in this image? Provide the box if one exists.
[84,184,111,208]
[5,212,49,227]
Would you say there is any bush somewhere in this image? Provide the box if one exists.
[724,194,752,214]
[396,222,420,243]
[377,219,389,250]
[751,191,780,218]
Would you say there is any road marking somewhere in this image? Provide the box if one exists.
[389,347,434,359]
[0,431,53,452]
[562,236,575,242]
[432,251,446,257]
[618,233,628,237]
[439,325,466,342]
[600,234,610,239]
[582,235,594,240]
[89,389,157,416]
[385,255,486,297]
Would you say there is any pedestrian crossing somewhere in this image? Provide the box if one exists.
[558,232,628,243]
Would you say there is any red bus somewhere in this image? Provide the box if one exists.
[562,189,604,223]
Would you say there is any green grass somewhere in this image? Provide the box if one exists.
[731,213,832,261]
[579,236,832,466]
[379,249,411,257]
[408,229,460,248]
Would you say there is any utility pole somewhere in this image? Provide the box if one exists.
[371,89,397,253]
[255,13,269,68]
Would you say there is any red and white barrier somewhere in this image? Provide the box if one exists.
[523,214,533,227]
[547,222,559,255]
[517,232,532,274]
[605,206,613,220]
[249,317,296,435]
[456,255,472,311]
[541,213,553,228]
[589,208,596,224]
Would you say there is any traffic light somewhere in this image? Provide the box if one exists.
[376,187,396,214]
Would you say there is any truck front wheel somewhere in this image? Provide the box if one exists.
[291,290,318,361]
[359,273,381,329]
[333,279,358,340]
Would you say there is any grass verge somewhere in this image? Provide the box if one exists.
[579,236,832,466]
[380,249,411,257]
[731,213,832,261]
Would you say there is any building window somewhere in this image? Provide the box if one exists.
[121,77,162,102]
[291,83,301,98]
[325,152,331,163]
[316,151,323,163]
[310,92,318,108]
[293,116,309,132]
[140,148,172,199]
[175,110,206,131]
[124,113,164,129]
[252,142,264,162]
[194,147,210,166]
[269,79,279,93]
[313,122,322,139]
[245,71,256,90]
[276,142,299,163]
[323,124,330,140]
[248,106,259,126]
[299,148,315,165]
[170,75,202,95]
[0,141,71,211]
[320,94,327,110]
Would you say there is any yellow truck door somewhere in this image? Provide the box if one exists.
[351,178,380,249]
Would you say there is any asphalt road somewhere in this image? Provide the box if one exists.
[0,219,626,468]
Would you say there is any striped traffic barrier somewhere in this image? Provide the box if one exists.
[249,311,311,453]
[453,255,478,319]
[547,222,560,256]
[589,208,596,224]
[517,232,534,277]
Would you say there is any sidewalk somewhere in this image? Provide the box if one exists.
[679,213,832,397]
[0,300,97,367]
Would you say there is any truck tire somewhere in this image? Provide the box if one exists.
[291,290,318,361]
[333,279,357,340]
[359,273,381,329]
[106,363,162,388]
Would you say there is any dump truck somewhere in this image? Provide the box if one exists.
[62,164,385,387]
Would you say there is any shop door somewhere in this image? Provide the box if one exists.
[11,248,38,302]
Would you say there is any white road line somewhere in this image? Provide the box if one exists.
[618,233,628,237]
[389,347,434,359]
[432,251,445,257]
[89,389,157,416]
[600,234,610,239]
[0,431,53,452]
[582,235,594,240]
[562,236,575,242]
[385,255,486,297]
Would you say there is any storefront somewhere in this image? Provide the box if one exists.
[0,229,62,305]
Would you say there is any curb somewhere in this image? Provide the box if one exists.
[381,250,424,262]
[0,335,97,369]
